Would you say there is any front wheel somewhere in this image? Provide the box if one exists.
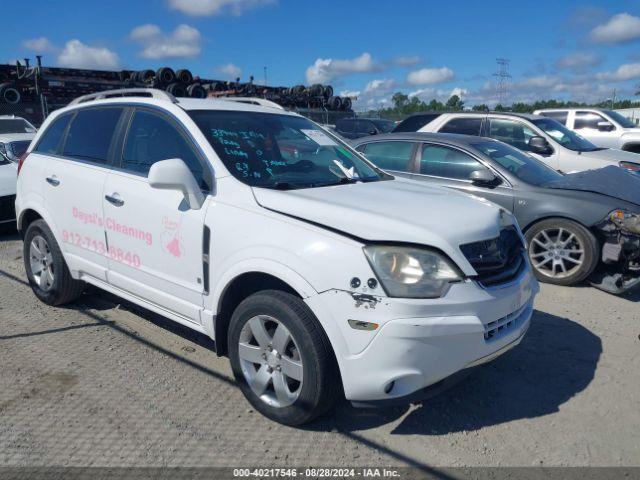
[525,218,599,286]
[228,290,340,425]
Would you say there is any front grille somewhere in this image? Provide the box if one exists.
[484,301,532,341]
[0,195,16,223]
[460,227,525,288]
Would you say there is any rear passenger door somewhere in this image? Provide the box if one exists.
[102,107,211,325]
[415,143,514,211]
[33,107,125,281]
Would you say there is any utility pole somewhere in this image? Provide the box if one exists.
[611,88,616,109]
[263,66,267,87]
[493,58,511,105]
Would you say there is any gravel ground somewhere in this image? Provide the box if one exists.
[1,229,639,469]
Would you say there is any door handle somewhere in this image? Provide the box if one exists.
[105,193,124,207]
[46,176,60,187]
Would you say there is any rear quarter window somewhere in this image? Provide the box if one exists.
[34,114,73,155]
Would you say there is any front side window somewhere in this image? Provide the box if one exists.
[472,140,563,186]
[531,118,599,152]
[63,108,123,164]
[122,109,207,189]
[420,144,487,180]
[34,113,72,155]
[335,119,354,134]
[574,111,609,130]
[189,110,384,189]
[355,120,376,135]
[539,111,568,125]
[489,119,538,151]
[362,141,415,172]
[439,117,483,136]
[372,120,395,133]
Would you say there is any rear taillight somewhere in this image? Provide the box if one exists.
[17,152,29,176]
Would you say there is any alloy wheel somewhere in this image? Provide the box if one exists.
[529,227,584,279]
[238,315,304,408]
[29,235,55,291]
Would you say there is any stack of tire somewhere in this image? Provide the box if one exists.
[0,82,22,104]
[129,66,207,99]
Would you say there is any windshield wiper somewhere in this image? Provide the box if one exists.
[272,182,300,190]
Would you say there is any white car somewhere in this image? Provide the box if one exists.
[396,112,640,173]
[0,116,36,226]
[16,88,538,425]
[534,108,640,153]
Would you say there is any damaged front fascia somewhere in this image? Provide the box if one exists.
[591,219,640,294]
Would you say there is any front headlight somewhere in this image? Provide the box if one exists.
[609,209,640,234]
[364,245,462,298]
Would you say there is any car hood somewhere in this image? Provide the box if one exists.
[545,165,640,207]
[252,178,509,275]
[0,162,17,197]
[579,147,640,165]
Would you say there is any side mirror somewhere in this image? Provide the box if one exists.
[597,121,614,132]
[529,136,552,154]
[469,169,498,186]
[148,158,205,210]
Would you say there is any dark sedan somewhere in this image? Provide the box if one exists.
[353,132,640,294]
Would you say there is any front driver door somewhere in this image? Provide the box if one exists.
[415,142,515,212]
[102,107,212,324]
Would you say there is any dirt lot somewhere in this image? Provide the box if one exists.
[1,229,639,469]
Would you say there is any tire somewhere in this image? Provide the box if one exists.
[23,219,84,306]
[156,67,176,85]
[228,290,341,426]
[341,97,352,110]
[166,82,187,97]
[137,69,155,83]
[327,96,342,110]
[187,83,206,98]
[322,85,333,99]
[524,218,599,286]
[176,69,193,84]
[0,83,21,104]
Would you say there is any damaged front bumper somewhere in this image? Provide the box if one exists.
[592,215,640,294]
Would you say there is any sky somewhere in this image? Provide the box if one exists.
[3,0,640,110]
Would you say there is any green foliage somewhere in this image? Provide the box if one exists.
[366,91,640,119]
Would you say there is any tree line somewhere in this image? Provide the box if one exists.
[369,92,640,118]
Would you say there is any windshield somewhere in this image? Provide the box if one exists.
[602,109,637,128]
[372,120,395,133]
[531,118,600,152]
[472,140,563,186]
[189,110,385,189]
[0,119,36,134]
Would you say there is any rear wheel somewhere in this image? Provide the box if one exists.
[228,290,340,425]
[525,218,598,286]
[23,220,84,305]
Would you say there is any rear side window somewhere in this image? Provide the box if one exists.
[34,114,72,155]
[361,141,415,172]
[122,109,207,189]
[439,117,483,136]
[393,114,441,132]
[355,120,376,135]
[63,108,123,164]
[539,111,568,125]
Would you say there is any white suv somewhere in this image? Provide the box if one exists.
[534,108,640,154]
[398,112,640,173]
[16,89,538,425]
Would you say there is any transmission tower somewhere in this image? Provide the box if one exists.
[493,58,511,105]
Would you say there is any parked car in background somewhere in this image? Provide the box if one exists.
[334,117,396,139]
[0,116,35,228]
[15,88,537,425]
[394,112,640,173]
[0,148,19,228]
[534,108,640,153]
[353,132,640,294]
